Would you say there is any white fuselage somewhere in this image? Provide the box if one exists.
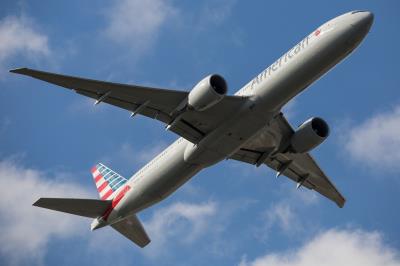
[106,11,373,223]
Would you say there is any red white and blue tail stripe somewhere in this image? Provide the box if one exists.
[91,163,128,200]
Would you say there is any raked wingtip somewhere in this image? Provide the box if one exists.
[9,67,29,74]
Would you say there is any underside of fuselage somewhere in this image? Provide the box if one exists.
[114,11,373,219]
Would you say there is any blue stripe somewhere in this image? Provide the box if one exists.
[112,180,127,190]
[109,176,122,187]
[107,174,120,184]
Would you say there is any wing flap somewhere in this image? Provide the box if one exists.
[268,152,345,206]
[111,214,151,248]
[10,68,187,114]
[232,148,345,207]
[33,198,112,218]
[230,113,346,208]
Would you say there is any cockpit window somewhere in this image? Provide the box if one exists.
[351,10,366,14]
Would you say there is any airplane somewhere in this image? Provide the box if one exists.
[10,10,374,248]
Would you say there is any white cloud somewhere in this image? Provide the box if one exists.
[0,159,93,265]
[282,99,298,124]
[264,202,296,233]
[254,186,320,242]
[98,141,168,173]
[343,105,400,172]
[143,201,217,256]
[239,229,400,266]
[200,0,237,26]
[104,0,178,50]
[0,15,50,70]
[135,141,169,163]
[255,201,298,242]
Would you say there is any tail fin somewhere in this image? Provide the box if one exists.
[91,163,128,200]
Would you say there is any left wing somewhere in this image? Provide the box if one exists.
[10,68,245,143]
[33,198,112,218]
[231,113,346,208]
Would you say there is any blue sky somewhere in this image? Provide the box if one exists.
[1,0,400,265]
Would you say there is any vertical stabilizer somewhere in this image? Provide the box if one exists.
[91,163,128,200]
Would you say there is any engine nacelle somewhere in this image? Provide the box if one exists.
[290,117,330,153]
[188,74,227,111]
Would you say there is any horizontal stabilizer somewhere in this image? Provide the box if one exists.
[33,198,111,218]
[111,214,151,248]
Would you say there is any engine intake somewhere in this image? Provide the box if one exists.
[188,74,227,111]
[290,117,329,153]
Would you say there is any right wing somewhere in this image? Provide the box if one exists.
[231,113,346,208]
[111,214,151,248]
[10,68,245,143]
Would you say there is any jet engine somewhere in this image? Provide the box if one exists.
[188,74,227,111]
[290,117,330,153]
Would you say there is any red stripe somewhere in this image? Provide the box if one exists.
[91,166,97,173]
[94,174,102,183]
[102,208,113,220]
[97,181,108,193]
[101,189,113,200]
[112,185,131,207]
[102,185,131,220]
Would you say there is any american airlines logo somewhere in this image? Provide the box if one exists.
[249,35,311,89]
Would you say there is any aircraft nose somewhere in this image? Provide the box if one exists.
[351,11,374,32]
[360,11,374,29]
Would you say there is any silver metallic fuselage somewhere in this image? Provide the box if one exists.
[107,11,373,223]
